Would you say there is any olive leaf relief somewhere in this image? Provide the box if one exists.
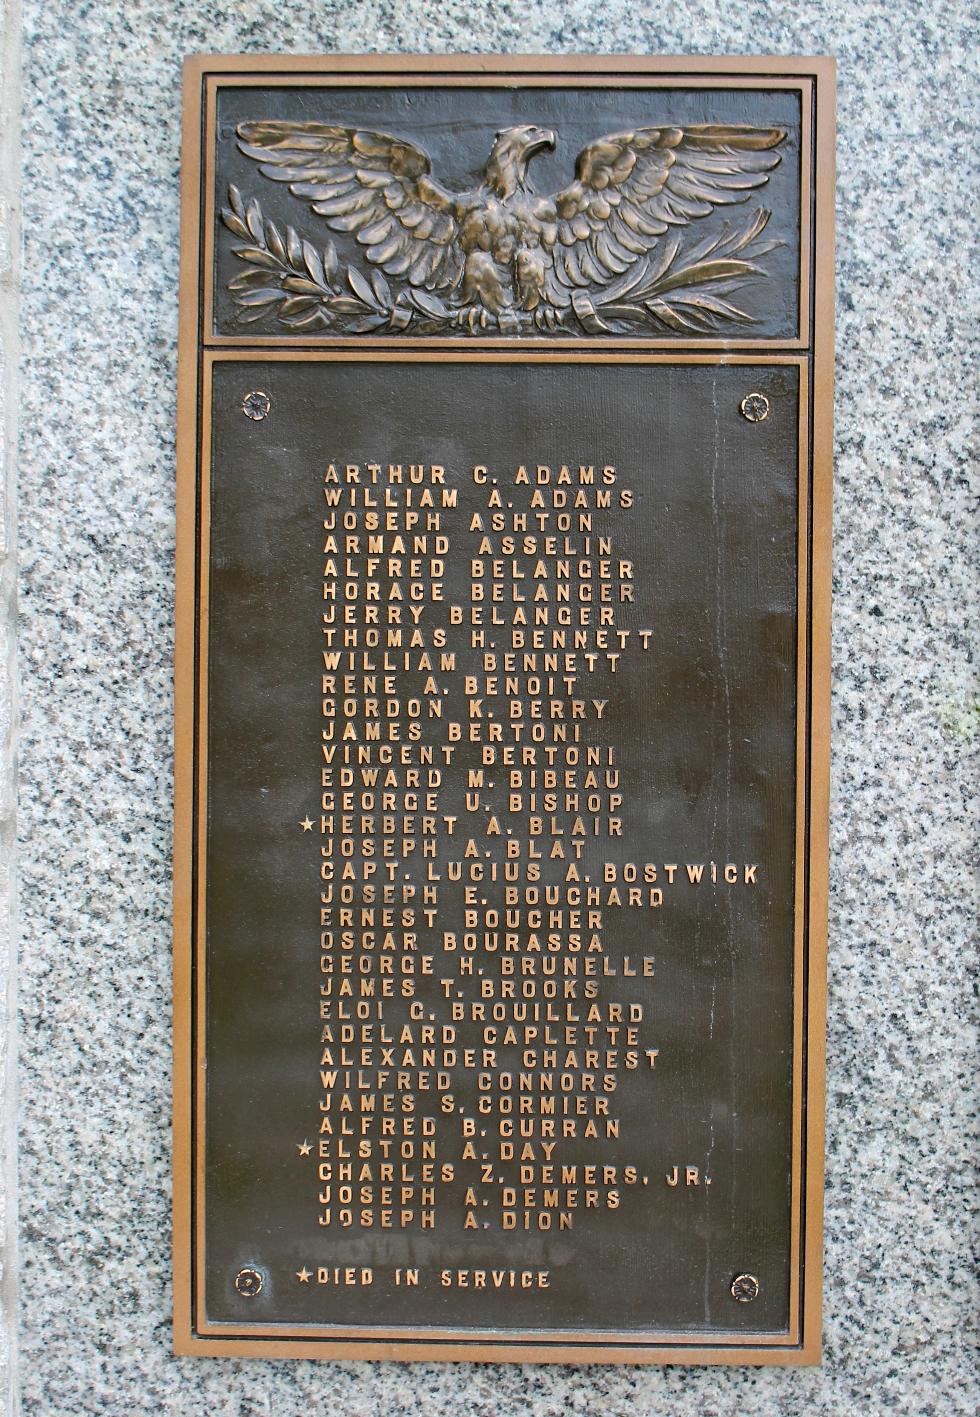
[220,185,781,337]
[222,185,441,333]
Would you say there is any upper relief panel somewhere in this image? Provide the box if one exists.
[204,74,809,345]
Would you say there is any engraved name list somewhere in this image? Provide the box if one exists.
[312,449,758,1255]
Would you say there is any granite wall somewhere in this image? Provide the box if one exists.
[11,2,979,1414]
[0,0,19,1407]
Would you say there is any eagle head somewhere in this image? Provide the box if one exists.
[485,124,556,197]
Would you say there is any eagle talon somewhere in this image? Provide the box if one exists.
[462,307,488,333]
[450,305,490,333]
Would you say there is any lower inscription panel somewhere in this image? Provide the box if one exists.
[181,355,815,1357]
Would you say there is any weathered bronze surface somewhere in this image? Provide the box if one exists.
[174,55,834,1365]
[224,118,786,336]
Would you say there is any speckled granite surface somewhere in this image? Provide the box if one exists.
[0,0,19,1406]
[14,3,978,1414]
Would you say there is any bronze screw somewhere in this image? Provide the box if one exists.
[730,1273,760,1303]
[242,390,271,421]
[739,392,770,422]
[234,1267,265,1297]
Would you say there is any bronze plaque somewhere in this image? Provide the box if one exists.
[174,54,834,1364]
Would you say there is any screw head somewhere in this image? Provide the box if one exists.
[731,1272,760,1303]
[234,1266,264,1298]
[739,392,770,423]
[242,390,271,421]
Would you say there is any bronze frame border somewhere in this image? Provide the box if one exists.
[174,52,835,1367]
[200,64,812,351]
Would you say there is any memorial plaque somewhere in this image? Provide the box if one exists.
[174,54,834,1363]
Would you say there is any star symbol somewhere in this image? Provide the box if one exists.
[296,1267,312,1283]
[299,817,315,832]
[297,1139,312,1156]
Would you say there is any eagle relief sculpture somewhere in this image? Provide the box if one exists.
[221,119,787,335]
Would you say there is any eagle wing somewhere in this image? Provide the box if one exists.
[544,125,785,305]
[236,121,464,292]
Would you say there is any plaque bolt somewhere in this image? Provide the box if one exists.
[234,1267,265,1298]
[739,392,770,422]
[730,1273,760,1303]
[242,390,271,421]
